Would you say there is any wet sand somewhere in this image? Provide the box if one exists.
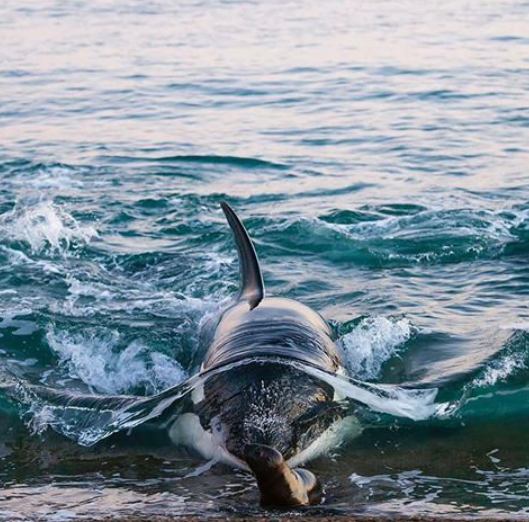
[85,513,529,522]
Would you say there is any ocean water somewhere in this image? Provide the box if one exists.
[1,0,529,519]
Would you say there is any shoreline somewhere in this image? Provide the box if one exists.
[83,513,529,522]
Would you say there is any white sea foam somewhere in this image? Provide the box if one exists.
[20,165,85,190]
[288,415,362,467]
[3,201,97,254]
[324,206,527,264]
[339,316,413,380]
[46,327,187,395]
[347,208,521,242]
[473,352,526,388]
[57,273,222,326]
[350,469,426,491]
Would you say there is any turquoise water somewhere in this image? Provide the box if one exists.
[1,0,529,518]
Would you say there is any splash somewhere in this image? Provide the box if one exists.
[2,201,97,254]
[472,352,526,388]
[46,327,187,395]
[339,317,413,380]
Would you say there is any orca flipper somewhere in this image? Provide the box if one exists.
[0,368,195,446]
[221,202,264,309]
[21,384,140,411]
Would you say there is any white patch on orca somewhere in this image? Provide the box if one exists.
[191,383,205,404]
[287,415,362,468]
[168,413,249,471]
[184,457,220,478]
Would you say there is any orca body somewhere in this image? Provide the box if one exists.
[0,202,360,508]
[173,203,354,506]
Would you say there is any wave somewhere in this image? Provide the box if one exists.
[435,330,529,420]
[339,316,413,380]
[468,330,529,391]
[2,302,528,445]
[0,201,97,255]
[471,352,527,389]
[46,326,187,395]
[106,154,288,170]
[260,205,529,267]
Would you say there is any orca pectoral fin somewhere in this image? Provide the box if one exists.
[27,384,140,411]
[105,378,196,434]
[0,369,138,412]
[0,369,196,446]
[221,201,264,309]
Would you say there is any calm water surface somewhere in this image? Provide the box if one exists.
[1,0,529,519]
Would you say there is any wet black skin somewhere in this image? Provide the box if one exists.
[195,297,347,506]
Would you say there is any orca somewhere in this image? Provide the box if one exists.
[2,203,437,507]
[168,202,354,506]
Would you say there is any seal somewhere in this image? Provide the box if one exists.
[169,202,351,506]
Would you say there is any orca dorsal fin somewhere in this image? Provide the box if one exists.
[221,202,264,309]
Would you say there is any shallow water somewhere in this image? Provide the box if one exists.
[1,0,529,519]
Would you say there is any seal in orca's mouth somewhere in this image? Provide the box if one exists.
[245,443,322,506]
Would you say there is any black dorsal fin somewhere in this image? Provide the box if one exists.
[221,202,264,309]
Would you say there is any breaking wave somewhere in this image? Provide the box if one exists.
[262,205,529,266]
[339,316,413,380]
[1,201,97,255]
[46,326,187,395]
